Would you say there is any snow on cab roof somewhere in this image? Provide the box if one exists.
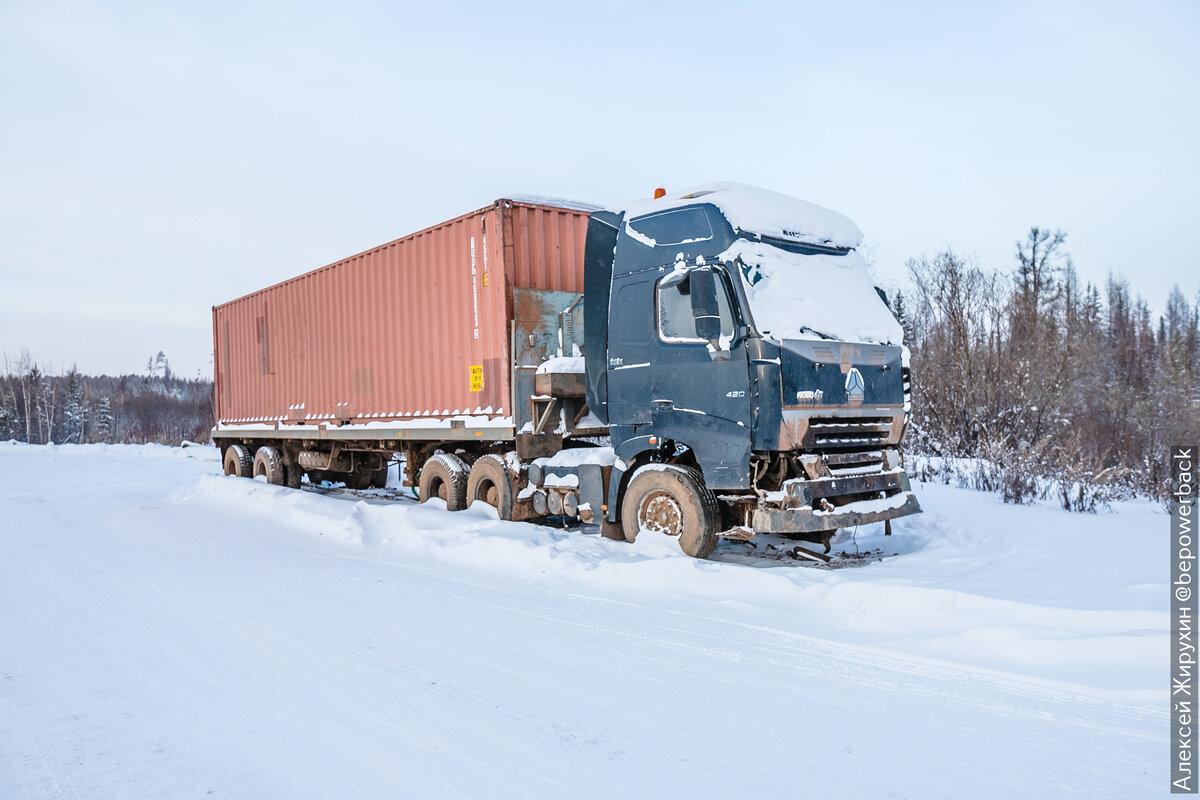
[613,182,864,250]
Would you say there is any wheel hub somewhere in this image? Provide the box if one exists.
[638,491,683,536]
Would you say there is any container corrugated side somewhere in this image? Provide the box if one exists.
[214,205,511,426]
[504,201,588,294]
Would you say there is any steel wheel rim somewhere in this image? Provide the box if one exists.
[638,490,683,536]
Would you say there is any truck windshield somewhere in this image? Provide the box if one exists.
[720,238,904,346]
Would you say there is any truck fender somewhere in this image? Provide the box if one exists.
[648,408,752,491]
[605,435,659,523]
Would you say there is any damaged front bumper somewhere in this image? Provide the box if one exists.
[747,467,923,535]
[751,490,922,534]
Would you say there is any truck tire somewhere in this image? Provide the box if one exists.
[343,469,374,490]
[466,454,518,520]
[253,446,286,485]
[418,452,469,511]
[285,463,303,489]
[369,464,389,489]
[223,444,253,478]
[620,465,720,559]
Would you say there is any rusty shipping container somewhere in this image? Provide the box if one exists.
[212,199,591,428]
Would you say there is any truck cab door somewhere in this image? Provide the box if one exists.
[605,271,657,425]
[649,265,753,488]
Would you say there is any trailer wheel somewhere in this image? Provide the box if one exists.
[369,464,389,489]
[466,454,519,520]
[418,453,468,511]
[253,446,286,486]
[343,469,373,490]
[620,465,720,559]
[223,444,253,478]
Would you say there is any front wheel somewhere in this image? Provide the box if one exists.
[620,465,720,559]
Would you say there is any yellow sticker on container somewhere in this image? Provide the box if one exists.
[469,364,484,392]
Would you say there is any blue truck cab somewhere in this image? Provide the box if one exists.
[536,183,920,556]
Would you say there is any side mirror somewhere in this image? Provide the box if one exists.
[689,269,721,342]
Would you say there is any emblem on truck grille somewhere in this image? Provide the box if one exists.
[845,367,865,405]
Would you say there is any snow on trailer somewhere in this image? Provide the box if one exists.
[213,183,921,558]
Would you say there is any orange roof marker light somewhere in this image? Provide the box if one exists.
[653,187,667,199]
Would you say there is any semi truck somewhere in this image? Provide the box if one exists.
[211,182,920,559]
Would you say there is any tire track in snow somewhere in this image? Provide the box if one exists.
[102,497,597,799]
[0,446,1164,799]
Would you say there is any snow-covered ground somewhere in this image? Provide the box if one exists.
[0,443,1164,798]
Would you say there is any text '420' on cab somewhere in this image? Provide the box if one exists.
[211,182,920,559]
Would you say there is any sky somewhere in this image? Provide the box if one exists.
[1,0,1197,377]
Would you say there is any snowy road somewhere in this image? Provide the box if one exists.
[0,444,1165,798]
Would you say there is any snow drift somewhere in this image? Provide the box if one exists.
[0,442,1167,800]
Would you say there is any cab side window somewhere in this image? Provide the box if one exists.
[656,269,734,343]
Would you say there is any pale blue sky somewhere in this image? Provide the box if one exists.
[2,0,1197,375]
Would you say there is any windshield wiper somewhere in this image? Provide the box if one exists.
[752,232,851,257]
[761,324,834,341]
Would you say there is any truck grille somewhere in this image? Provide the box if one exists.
[808,416,894,448]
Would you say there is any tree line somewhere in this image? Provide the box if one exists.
[0,351,214,445]
[895,227,1199,508]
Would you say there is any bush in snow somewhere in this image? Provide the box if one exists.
[899,227,1200,509]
